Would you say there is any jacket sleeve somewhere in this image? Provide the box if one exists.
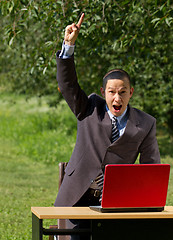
[56,51,89,120]
[139,119,160,164]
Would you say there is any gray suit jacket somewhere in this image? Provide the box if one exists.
[54,52,160,207]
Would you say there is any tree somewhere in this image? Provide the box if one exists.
[0,0,173,132]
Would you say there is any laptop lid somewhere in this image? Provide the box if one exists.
[101,164,170,209]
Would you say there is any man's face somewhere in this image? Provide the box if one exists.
[101,78,134,117]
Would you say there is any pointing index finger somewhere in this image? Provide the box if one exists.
[76,13,84,29]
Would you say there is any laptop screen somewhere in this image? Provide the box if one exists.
[101,164,170,209]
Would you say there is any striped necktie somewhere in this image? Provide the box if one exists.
[111,117,119,142]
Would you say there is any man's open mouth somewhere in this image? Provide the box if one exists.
[113,105,122,111]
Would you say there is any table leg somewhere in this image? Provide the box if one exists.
[91,219,173,240]
[32,213,43,240]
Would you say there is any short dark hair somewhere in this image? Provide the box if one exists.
[103,69,131,89]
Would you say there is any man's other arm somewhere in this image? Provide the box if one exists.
[139,119,160,164]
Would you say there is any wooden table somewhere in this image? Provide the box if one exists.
[31,206,173,240]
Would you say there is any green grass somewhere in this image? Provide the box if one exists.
[0,151,58,239]
[0,94,173,239]
[0,94,77,164]
[0,94,77,239]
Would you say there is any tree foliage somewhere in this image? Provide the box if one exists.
[0,0,173,132]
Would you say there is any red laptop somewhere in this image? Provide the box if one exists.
[90,164,170,212]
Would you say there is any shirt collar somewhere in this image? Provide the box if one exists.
[106,105,128,124]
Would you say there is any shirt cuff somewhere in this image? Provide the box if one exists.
[59,41,75,59]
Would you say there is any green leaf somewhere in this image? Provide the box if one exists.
[9,36,15,46]
[43,67,47,75]
[151,18,160,23]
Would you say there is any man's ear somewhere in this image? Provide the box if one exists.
[100,87,105,97]
[130,87,134,98]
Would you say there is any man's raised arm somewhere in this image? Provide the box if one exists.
[57,13,89,119]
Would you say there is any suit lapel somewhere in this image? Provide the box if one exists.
[101,106,112,145]
[122,106,139,139]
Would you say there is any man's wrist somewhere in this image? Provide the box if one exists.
[59,41,75,59]
[64,40,75,46]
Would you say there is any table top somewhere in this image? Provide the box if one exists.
[31,206,173,220]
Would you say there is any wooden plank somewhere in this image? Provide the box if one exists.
[31,206,173,220]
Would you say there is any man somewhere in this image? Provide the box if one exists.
[54,13,160,240]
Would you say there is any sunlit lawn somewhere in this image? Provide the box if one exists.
[0,94,76,239]
[0,94,173,239]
